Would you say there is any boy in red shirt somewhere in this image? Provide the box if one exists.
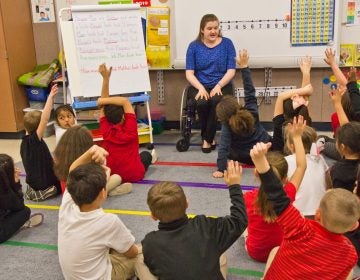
[97,64,152,185]
[250,136,359,279]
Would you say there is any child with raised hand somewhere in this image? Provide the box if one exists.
[0,154,43,243]
[282,56,313,126]
[54,125,131,196]
[213,50,272,178]
[250,142,359,279]
[137,160,247,280]
[58,145,138,280]
[21,84,61,201]
[327,121,360,192]
[244,116,307,262]
[97,63,152,184]
[285,124,328,217]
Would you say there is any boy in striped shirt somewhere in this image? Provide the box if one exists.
[250,138,359,280]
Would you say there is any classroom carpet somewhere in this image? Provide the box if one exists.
[1,130,358,280]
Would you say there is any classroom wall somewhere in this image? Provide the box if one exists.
[141,68,335,123]
[31,1,351,124]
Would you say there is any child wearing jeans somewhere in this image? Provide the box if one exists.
[58,145,138,279]
[250,140,359,279]
[136,160,247,280]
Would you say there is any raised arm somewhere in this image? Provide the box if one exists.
[250,142,291,216]
[213,160,248,252]
[329,86,349,125]
[347,67,360,121]
[299,56,312,87]
[324,48,347,87]
[97,96,134,115]
[273,84,313,118]
[287,116,307,190]
[99,63,112,98]
[236,50,257,113]
[69,145,108,172]
[36,84,58,140]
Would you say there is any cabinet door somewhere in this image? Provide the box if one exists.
[0,0,36,132]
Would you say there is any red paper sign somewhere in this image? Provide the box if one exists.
[133,0,151,7]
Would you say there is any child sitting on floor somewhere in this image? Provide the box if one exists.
[244,116,306,263]
[0,154,43,243]
[136,160,247,280]
[53,125,131,196]
[250,140,359,279]
[285,124,328,218]
[20,84,61,201]
[54,104,76,144]
[58,145,138,279]
[97,63,152,183]
[327,121,360,192]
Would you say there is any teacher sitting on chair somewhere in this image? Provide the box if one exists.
[186,14,236,153]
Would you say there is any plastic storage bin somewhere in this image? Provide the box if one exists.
[25,86,50,102]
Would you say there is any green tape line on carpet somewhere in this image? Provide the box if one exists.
[2,240,58,251]
[2,241,264,278]
[228,267,263,278]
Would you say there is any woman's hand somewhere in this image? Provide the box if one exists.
[212,170,224,178]
[210,84,222,97]
[195,88,210,100]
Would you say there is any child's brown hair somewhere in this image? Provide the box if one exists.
[23,111,42,134]
[254,151,288,223]
[53,125,93,181]
[319,188,360,233]
[147,182,187,223]
[67,163,106,207]
[216,96,255,136]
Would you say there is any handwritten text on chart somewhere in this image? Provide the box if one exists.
[72,10,147,75]
[79,63,148,73]
[220,19,289,31]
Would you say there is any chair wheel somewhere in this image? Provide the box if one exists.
[176,139,190,152]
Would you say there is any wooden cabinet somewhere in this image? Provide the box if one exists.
[0,0,36,133]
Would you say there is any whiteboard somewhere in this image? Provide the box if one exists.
[171,0,341,68]
[59,4,151,97]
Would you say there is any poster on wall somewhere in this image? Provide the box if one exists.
[346,1,360,25]
[31,0,55,23]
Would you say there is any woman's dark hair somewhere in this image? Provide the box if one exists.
[196,14,222,41]
[0,154,15,193]
[53,125,93,181]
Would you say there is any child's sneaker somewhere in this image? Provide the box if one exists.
[151,149,158,164]
[25,185,57,201]
[21,213,44,229]
[108,183,132,196]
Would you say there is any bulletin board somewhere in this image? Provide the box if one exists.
[170,0,342,68]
